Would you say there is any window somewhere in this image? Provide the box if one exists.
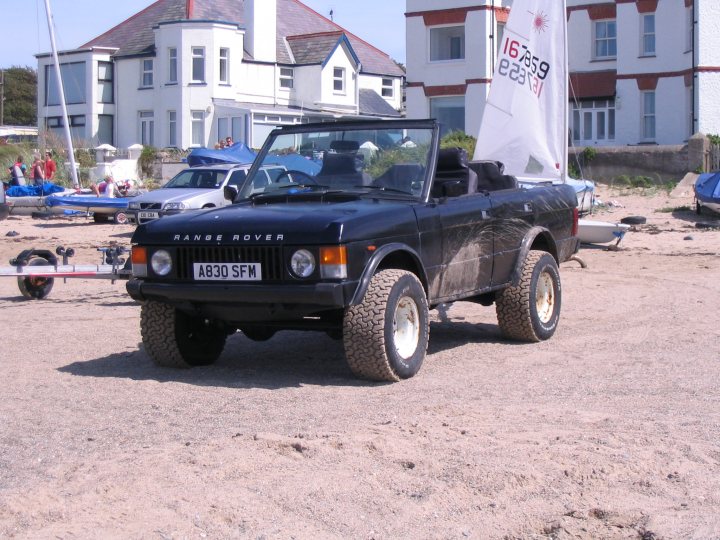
[168,47,178,83]
[642,91,656,140]
[192,47,205,83]
[382,78,394,98]
[430,96,465,137]
[191,110,205,146]
[45,62,86,105]
[97,61,113,104]
[218,118,229,141]
[168,111,177,147]
[46,115,86,142]
[594,20,617,59]
[641,14,655,56]
[686,8,693,52]
[496,23,506,56]
[98,114,113,145]
[430,26,465,61]
[141,59,153,88]
[232,116,244,142]
[571,99,615,144]
[333,67,345,93]
[219,48,229,84]
[139,111,155,146]
[280,67,294,89]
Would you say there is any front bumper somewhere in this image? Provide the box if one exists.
[126,278,357,320]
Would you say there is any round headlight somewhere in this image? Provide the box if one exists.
[290,249,315,278]
[151,250,173,276]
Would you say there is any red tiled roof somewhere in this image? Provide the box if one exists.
[81,0,404,76]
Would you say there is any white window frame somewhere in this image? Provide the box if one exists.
[191,110,205,147]
[168,47,178,83]
[641,14,656,56]
[333,67,345,94]
[192,47,206,83]
[593,20,617,60]
[219,48,229,84]
[139,111,155,146]
[381,78,394,98]
[279,67,294,90]
[571,99,616,145]
[429,25,466,62]
[168,110,177,147]
[141,59,154,88]
[641,91,656,141]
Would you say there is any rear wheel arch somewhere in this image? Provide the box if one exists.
[510,227,558,286]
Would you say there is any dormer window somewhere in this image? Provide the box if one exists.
[280,67,294,89]
[333,67,345,93]
[382,78,394,98]
[141,59,153,88]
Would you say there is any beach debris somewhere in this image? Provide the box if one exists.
[696,222,719,230]
[621,215,647,225]
[683,235,694,241]
[607,200,624,208]
[5,231,19,237]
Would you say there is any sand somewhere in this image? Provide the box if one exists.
[0,184,718,539]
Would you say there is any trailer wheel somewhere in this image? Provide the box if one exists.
[113,210,129,224]
[496,250,561,342]
[140,301,227,368]
[17,257,55,300]
[343,269,429,382]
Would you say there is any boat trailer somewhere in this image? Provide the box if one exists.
[0,245,131,299]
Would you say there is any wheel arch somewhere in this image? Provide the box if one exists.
[350,243,428,306]
[510,227,558,286]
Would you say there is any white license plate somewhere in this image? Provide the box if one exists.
[139,211,159,219]
[193,263,262,281]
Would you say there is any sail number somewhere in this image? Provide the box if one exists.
[499,38,551,98]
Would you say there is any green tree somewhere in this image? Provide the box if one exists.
[1,66,37,126]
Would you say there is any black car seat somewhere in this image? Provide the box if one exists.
[468,160,518,191]
[317,153,372,188]
[431,147,478,197]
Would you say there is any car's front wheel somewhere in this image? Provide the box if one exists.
[140,301,227,368]
[343,269,429,382]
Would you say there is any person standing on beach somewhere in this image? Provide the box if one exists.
[8,156,26,186]
[44,151,56,181]
[31,156,45,187]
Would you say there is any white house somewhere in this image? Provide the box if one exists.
[406,0,720,147]
[36,0,405,150]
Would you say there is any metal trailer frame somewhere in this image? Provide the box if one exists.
[0,245,132,299]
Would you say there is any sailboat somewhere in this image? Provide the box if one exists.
[473,0,630,244]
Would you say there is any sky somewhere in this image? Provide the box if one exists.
[0,0,407,69]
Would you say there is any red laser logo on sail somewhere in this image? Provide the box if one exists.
[532,11,549,33]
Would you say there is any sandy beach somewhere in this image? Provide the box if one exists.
[0,183,718,539]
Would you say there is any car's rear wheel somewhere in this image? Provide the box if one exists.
[140,301,227,368]
[496,250,561,342]
[343,269,429,382]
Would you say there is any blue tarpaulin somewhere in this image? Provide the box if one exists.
[695,172,720,204]
[263,154,322,176]
[187,142,257,167]
[6,182,67,197]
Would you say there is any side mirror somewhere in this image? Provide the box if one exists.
[223,185,238,202]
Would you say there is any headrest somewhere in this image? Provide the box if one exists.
[329,140,360,153]
[319,153,358,175]
[437,147,468,170]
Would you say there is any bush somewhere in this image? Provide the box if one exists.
[138,145,158,180]
[441,131,477,157]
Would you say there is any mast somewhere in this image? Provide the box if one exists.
[44,0,80,188]
[562,0,568,181]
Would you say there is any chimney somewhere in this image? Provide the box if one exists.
[246,0,277,63]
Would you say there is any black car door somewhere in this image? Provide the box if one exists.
[435,192,495,300]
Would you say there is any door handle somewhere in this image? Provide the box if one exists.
[524,203,533,212]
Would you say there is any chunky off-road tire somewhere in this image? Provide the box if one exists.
[496,250,561,342]
[140,301,227,368]
[343,269,429,382]
[17,257,54,299]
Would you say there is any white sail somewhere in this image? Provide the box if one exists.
[474,0,568,181]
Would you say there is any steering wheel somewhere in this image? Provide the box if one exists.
[273,170,318,185]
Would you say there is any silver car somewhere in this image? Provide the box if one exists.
[128,163,286,225]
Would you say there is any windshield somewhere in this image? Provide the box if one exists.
[164,169,228,189]
[239,125,435,199]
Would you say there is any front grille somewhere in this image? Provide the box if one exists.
[175,246,285,281]
[140,202,162,210]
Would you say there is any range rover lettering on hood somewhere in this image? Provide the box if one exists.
[172,233,285,243]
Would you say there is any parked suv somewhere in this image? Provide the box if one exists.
[127,163,287,225]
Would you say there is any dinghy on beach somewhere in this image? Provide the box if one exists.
[577,219,630,244]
